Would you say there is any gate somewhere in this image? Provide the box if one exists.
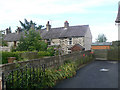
[93,49,108,60]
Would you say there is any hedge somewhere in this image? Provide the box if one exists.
[107,48,120,60]
[2,52,20,64]
[1,51,53,64]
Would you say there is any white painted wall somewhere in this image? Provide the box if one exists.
[7,42,14,48]
[0,46,10,52]
[118,24,120,40]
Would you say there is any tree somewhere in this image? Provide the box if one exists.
[19,19,44,31]
[0,30,8,46]
[16,29,47,51]
[96,34,107,42]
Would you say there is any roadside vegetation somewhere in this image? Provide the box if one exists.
[107,41,120,60]
[5,53,94,89]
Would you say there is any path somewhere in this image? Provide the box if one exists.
[54,60,118,88]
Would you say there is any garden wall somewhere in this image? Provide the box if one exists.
[0,51,91,72]
[107,48,120,60]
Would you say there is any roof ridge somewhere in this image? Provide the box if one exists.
[44,25,89,30]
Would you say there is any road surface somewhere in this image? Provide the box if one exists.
[54,60,118,88]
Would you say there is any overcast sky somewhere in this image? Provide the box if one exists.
[0,0,119,42]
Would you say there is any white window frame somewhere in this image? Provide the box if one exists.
[68,38,72,45]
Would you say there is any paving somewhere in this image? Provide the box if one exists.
[54,60,118,88]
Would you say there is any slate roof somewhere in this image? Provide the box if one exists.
[92,42,112,46]
[4,33,24,42]
[115,2,120,23]
[4,25,90,42]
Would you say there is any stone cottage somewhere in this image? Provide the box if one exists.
[115,1,120,40]
[4,21,92,54]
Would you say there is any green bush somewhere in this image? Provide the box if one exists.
[4,52,94,88]
[38,51,51,57]
[47,47,55,56]
[107,47,120,60]
[2,52,20,64]
[2,51,53,64]
[6,61,77,88]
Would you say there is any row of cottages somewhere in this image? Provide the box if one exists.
[115,1,120,40]
[4,21,92,54]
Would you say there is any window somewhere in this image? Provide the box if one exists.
[68,38,72,45]
[68,48,71,50]
[47,39,51,45]
[68,51,71,54]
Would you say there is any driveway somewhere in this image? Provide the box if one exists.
[54,60,118,88]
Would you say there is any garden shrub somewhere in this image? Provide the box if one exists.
[38,51,51,57]
[47,47,55,56]
[107,47,120,60]
[2,52,20,64]
[2,51,53,64]
[4,52,94,88]
[30,61,77,88]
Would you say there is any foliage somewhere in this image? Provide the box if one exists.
[2,51,52,64]
[19,19,44,31]
[2,52,19,64]
[5,61,77,88]
[47,47,55,56]
[0,32,8,46]
[16,29,47,51]
[4,52,94,88]
[111,40,120,48]
[107,46,120,60]
[107,41,120,60]
[38,51,51,57]
[96,34,107,42]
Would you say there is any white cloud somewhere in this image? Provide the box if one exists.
[91,23,118,42]
[0,0,119,42]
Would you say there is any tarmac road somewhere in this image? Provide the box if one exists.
[54,60,118,88]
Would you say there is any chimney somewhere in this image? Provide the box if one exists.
[46,21,51,31]
[64,21,69,28]
[17,27,22,34]
[6,28,11,35]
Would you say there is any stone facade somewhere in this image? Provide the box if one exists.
[6,36,91,54]
[48,37,87,54]
[4,21,92,54]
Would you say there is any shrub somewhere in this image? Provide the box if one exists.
[4,52,94,88]
[47,47,55,56]
[2,52,20,64]
[30,61,77,88]
[38,51,51,57]
[1,51,53,64]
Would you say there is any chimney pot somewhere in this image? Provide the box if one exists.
[64,21,69,28]
[46,21,51,31]
[6,28,11,35]
[17,27,22,34]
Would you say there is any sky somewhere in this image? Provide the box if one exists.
[0,0,119,42]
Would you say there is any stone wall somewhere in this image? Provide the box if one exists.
[0,51,92,89]
[0,51,91,72]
